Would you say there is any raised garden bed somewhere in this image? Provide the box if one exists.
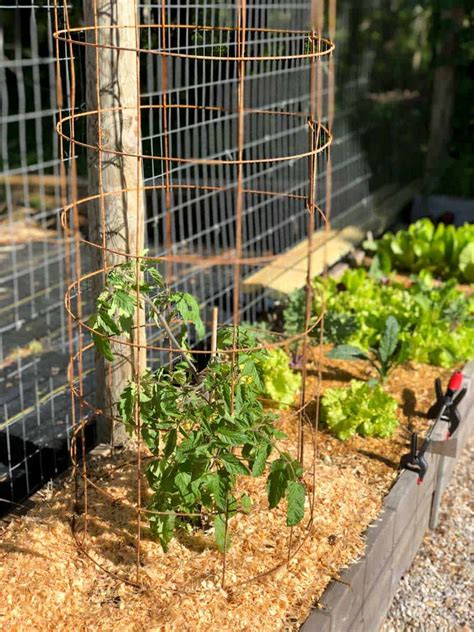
[302,360,474,632]
[1,219,472,630]
[0,352,471,629]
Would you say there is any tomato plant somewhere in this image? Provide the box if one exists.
[89,260,306,552]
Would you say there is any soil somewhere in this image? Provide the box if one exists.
[0,350,453,631]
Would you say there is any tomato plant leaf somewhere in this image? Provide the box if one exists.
[266,458,289,509]
[286,480,306,526]
[221,452,250,476]
[92,332,114,362]
[171,292,205,340]
[214,514,231,552]
[251,444,269,477]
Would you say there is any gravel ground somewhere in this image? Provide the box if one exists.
[383,437,473,631]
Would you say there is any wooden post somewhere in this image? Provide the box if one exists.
[85,0,146,445]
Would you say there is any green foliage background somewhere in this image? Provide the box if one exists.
[337,0,473,196]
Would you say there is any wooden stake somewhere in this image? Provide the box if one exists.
[211,307,219,358]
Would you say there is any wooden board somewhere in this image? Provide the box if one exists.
[243,180,420,298]
[242,225,365,297]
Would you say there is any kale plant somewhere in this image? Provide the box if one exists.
[327,316,408,382]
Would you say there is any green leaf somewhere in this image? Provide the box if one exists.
[92,332,114,362]
[118,383,135,424]
[286,480,305,526]
[221,452,250,476]
[379,316,399,364]
[150,512,176,553]
[327,344,369,361]
[96,311,121,335]
[217,428,252,446]
[321,380,399,441]
[214,514,231,552]
[459,243,474,283]
[163,428,177,458]
[251,444,269,477]
[175,471,192,498]
[112,289,136,317]
[207,472,229,512]
[171,292,205,340]
[266,459,289,509]
[148,266,164,287]
[261,348,301,409]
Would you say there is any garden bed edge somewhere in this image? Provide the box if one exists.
[300,361,474,632]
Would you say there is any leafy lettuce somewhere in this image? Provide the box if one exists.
[364,218,474,283]
[311,268,474,368]
[261,348,302,409]
[321,380,399,440]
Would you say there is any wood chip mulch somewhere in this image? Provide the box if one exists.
[0,351,452,631]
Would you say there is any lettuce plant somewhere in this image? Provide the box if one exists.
[321,380,399,440]
[364,218,474,283]
[310,268,474,368]
[261,348,302,409]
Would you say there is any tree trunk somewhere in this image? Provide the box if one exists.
[424,7,464,192]
[85,0,146,445]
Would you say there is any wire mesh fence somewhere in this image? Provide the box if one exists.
[1,0,428,510]
[0,1,74,506]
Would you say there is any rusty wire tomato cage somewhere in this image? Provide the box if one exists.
[53,0,336,591]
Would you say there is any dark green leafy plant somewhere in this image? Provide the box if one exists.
[363,219,474,283]
[321,380,399,441]
[283,288,359,346]
[283,287,307,338]
[315,310,359,345]
[327,316,408,383]
[90,261,305,552]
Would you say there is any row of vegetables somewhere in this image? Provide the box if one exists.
[260,219,473,441]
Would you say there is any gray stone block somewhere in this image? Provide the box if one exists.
[362,563,392,632]
[363,507,395,594]
[339,558,366,624]
[319,580,351,630]
[416,484,434,532]
[390,516,417,595]
[300,607,332,632]
[347,607,364,632]
[385,470,419,544]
